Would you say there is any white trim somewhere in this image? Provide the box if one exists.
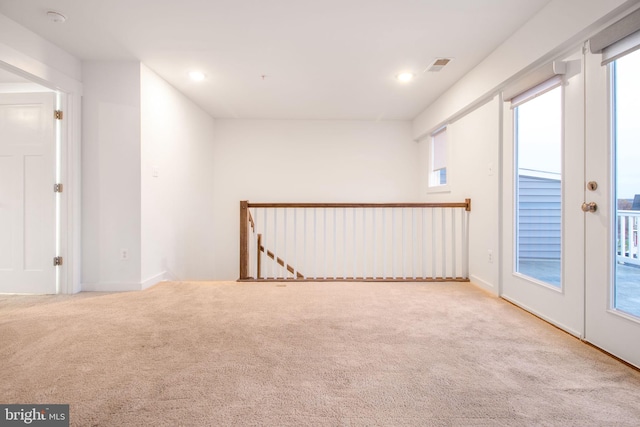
[470,274,496,294]
[501,295,583,338]
[141,272,168,290]
[81,282,141,292]
[426,185,451,194]
[82,272,168,292]
[0,42,83,295]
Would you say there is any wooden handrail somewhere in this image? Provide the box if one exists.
[247,200,471,211]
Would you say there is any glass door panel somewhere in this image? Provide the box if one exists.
[613,50,640,319]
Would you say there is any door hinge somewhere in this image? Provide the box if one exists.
[54,183,63,193]
[53,256,63,266]
[54,110,63,120]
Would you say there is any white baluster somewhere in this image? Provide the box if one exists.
[343,207,347,279]
[422,208,427,280]
[431,208,436,280]
[294,209,297,279]
[462,208,468,279]
[274,209,279,278]
[264,209,269,279]
[392,208,396,280]
[323,208,327,280]
[313,208,317,280]
[451,208,456,279]
[412,208,416,280]
[402,208,406,280]
[373,208,377,279]
[363,208,367,279]
[441,208,447,279]
[383,208,387,279]
[284,208,288,279]
[304,209,307,279]
[353,208,357,279]
[253,208,258,279]
[333,208,337,279]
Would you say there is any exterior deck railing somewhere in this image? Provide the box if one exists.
[239,200,471,282]
[618,210,640,266]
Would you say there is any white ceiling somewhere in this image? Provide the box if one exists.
[0,0,552,120]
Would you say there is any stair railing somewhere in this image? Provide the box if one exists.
[240,200,471,282]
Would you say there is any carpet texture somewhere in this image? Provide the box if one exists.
[1,281,639,426]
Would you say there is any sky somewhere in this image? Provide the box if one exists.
[615,49,640,201]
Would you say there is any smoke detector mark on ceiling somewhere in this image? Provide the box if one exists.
[46,11,67,23]
[426,58,452,72]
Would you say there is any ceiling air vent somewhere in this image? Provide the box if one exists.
[426,58,452,72]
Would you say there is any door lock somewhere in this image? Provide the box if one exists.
[587,181,598,191]
[581,202,598,213]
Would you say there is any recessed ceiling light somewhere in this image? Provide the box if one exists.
[189,71,206,82]
[396,72,415,83]
[46,11,67,23]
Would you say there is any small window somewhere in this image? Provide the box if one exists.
[430,127,447,187]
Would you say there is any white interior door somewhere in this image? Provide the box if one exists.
[0,92,57,294]
[584,46,640,368]
[501,50,586,336]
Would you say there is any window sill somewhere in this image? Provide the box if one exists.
[427,184,451,194]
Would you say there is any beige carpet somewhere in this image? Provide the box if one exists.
[1,281,639,426]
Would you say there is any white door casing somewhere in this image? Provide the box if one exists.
[0,92,57,294]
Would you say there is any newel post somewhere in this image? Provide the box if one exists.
[239,200,249,280]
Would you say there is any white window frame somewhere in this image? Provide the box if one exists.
[427,126,450,193]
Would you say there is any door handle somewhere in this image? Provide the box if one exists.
[581,202,598,213]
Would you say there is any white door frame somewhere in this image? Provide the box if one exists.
[0,47,82,294]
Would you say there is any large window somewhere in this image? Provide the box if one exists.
[430,127,447,187]
[514,81,563,287]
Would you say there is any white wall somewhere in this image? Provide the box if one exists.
[412,0,633,139]
[418,98,500,292]
[140,65,216,284]
[82,62,142,290]
[212,120,419,280]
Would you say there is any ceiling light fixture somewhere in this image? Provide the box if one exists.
[46,11,67,23]
[189,71,206,82]
[396,72,414,83]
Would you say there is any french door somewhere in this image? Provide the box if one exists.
[584,46,640,367]
[502,45,640,368]
[501,49,586,337]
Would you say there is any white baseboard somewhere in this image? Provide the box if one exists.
[469,274,497,295]
[81,282,142,292]
[141,272,167,290]
[81,271,167,292]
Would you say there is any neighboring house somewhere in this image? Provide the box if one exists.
[517,171,561,261]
